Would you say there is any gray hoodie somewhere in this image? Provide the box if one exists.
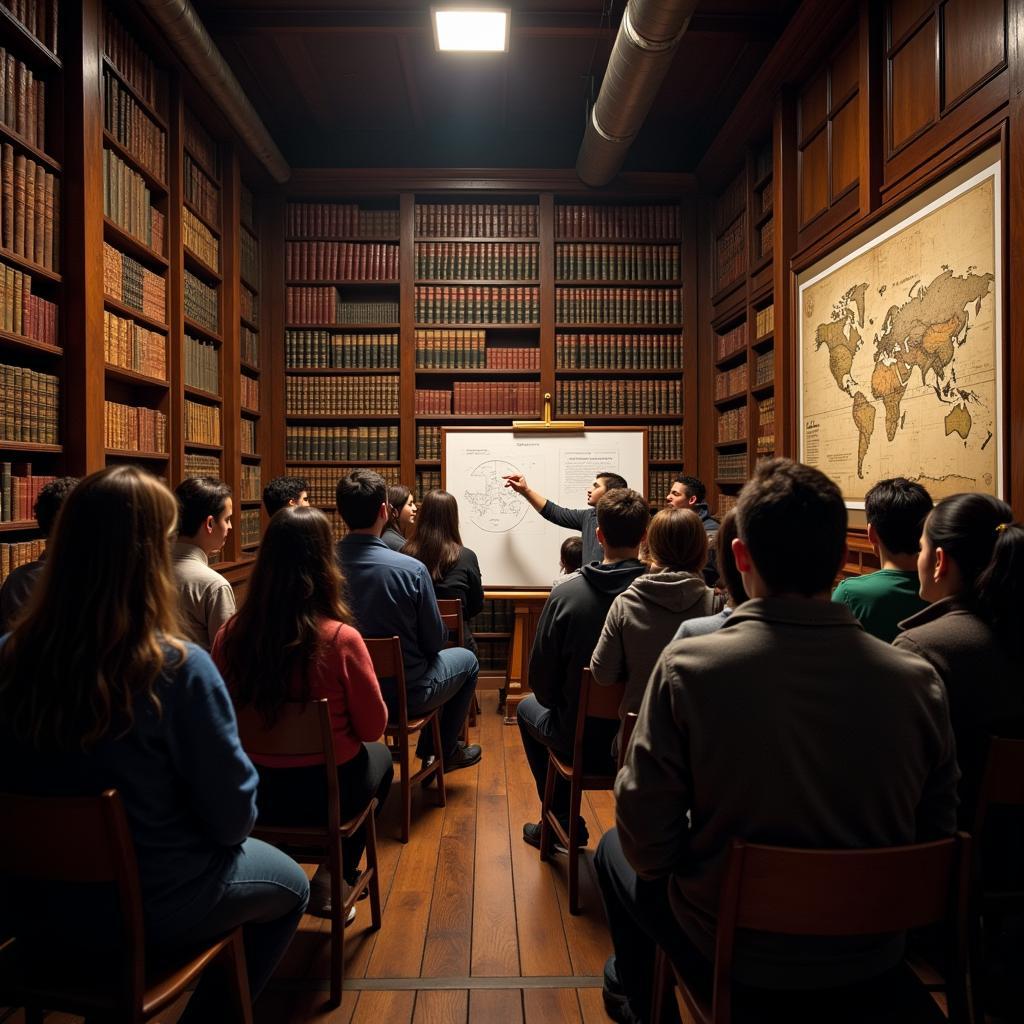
[591,570,721,716]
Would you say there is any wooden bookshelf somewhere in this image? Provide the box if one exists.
[238,179,262,547]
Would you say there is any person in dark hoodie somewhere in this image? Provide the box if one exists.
[518,488,650,851]
[666,475,720,587]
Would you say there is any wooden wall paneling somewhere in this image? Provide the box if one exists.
[1007,2,1023,515]
[222,145,242,563]
[942,0,1007,111]
[167,76,185,485]
[888,9,940,153]
[261,190,285,483]
[858,0,884,216]
[400,190,416,491]
[538,192,555,413]
[681,193,700,477]
[774,88,799,460]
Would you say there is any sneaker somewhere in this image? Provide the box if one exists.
[444,742,482,771]
[308,869,358,925]
[602,955,639,1023]
[521,819,589,855]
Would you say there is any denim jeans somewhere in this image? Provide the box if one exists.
[399,646,479,760]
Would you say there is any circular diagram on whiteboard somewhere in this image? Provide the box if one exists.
[463,460,529,533]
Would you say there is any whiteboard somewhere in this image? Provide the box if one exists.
[442,428,647,588]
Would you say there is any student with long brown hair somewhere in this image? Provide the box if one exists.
[0,465,309,1021]
[213,505,392,918]
[381,483,416,551]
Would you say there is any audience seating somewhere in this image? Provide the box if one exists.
[235,699,381,1007]
[651,834,973,1024]
[538,668,624,914]
[0,789,253,1023]
[437,597,480,730]
[365,635,446,843]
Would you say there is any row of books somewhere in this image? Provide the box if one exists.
[416,425,441,461]
[183,452,219,478]
[240,373,259,411]
[240,284,258,326]
[476,639,510,673]
[103,243,165,323]
[415,285,539,325]
[184,154,219,228]
[240,227,258,286]
[0,537,43,585]
[556,333,682,370]
[103,68,166,181]
[649,470,682,501]
[715,322,747,361]
[286,425,399,463]
[755,303,775,338]
[4,0,57,52]
[757,395,776,453]
[241,417,256,455]
[239,508,259,547]
[2,259,57,344]
[715,173,745,234]
[756,178,773,217]
[285,329,398,369]
[0,48,46,150]
[415,330,540,369]
[285,288,398,326]
[415,203,537,239]
[184,398,220,447]
[104,400,165,452]
[477,598,514,634]
[240,462,260,502]
[715,362,748,400]
[285,375,399,415]
[286,204,399,240]
[717,493,738,515]
[649,424,682,461]
[184,270,218,334]
[555,244,680,281]
[291,465,402,507]
[449,382,541,416]
[484,346,538,369]
[183,206,218,271]
[717,405,749,443]
[414,388,449,415]
[241,324,259,368]
[555,204,680,240]
[415,469,441,496]
[103,148,164,253]
[415,242,538,281]
[755,349,774,386]
[555,288,681,325]
[716,451,747,482]
[184,111,220,181]
[556,379,681,416]
[757,218,774,262]
[1,361,56,442]
[0,461,53,523]
[715,214,746,291]
[240,183,255,233]
[184,333,218,395]
[104,9,160,109]
[285,242,399,281]
[104,309,164,379]
[1,145,59,270]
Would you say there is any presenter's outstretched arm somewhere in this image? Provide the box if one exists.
[503,473,547,513]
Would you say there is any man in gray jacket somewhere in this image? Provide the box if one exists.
[596,458,958,1024]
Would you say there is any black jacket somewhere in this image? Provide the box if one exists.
[433,546,484,654]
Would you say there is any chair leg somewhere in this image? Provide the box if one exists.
[365,810,382,931]
[399,734,411,844]
[651,945,669,1024]
[220,927,255,1023]
[568,781,583,915]
[431,714,447,808]
[538,757,557,862]
[329,844,344,1007]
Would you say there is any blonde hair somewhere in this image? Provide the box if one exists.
[646,507,707,573]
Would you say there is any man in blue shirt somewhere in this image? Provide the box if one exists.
[336,470,481,770]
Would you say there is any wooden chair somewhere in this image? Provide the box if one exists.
[0,789,252,1024]
[235,699,381,1007]
[437,596,480,730]
[651,833,973,1024]
[618,710,639,772]
[538,668,624,914]
[365,635,446,843]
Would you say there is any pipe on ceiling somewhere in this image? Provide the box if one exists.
[136,0,291,184]
[576,0,698,187]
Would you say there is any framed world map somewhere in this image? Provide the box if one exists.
[797,149,1002,508]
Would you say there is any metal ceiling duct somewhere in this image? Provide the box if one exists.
[137,0,291,184]
[576,0,697,187]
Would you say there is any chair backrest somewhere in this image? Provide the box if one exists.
[364,636,409,730]
[973,736,1024,836]
[618,711,638,772]
[0,788,146,1009]
[235,699,340,833]
[436,598,465,648]
[570,669,626,772]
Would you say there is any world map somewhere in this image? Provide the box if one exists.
[463,459,528,533]
[800,166,999,504]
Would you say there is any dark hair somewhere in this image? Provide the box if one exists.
[34,476,79,536]
[675,475,706,504]
[736,458,847,596]
[216,507,352,724]
[596,488,650,550]
[335,469,387,529]
[925,493,1022,657]
[646,508,706,573]
[716,509,749,607]
[175,476,231,537]
[864,477,932,555]
[597,471,628,491]
[560,536,582,573]
[262,475,309,517]
[402,490,462,581]
[387,484,413,536]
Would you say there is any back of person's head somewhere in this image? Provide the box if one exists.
[924,493,1023,656]
[387,484,412,532]
[262,475,308,517]
[218,506,350,723]
[175,476,231,537]
[560,536,583,573]
[598,471,628,491]
[34,476,79,537]
[716,509,749,607]
[403,490,462,581]
[646,508,707,573]
[596,488,650,551]
[675,475,707,505]
[336,469,387,529]
[864,477,932,555]
[737,458,847,596]
[0,465,184,750]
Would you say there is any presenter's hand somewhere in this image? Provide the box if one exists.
[503,473,528,494]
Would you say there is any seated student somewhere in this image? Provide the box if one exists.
[596,458,957,1024]
[0,466,308,1021]
[382,484,417,551]
[551,535,583,588]
[672,508,748,640]
[832,477,931,641]
[0,476,79,632]
[402,490,483,655]
[262,475,310,517]
[665,475,719,586]
[335,469,480,771]
[591,508,721,718]
[213,506,392,921]
[503,470,628,567]
[518,488,650,850]
[172,476,236,651]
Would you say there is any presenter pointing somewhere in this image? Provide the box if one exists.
[502,471,627,568]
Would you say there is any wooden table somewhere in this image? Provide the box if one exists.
[485,589,550,724]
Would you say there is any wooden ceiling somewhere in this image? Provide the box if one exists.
[195,1,799,173]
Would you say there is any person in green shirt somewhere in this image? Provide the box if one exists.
[832,477,932,642]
